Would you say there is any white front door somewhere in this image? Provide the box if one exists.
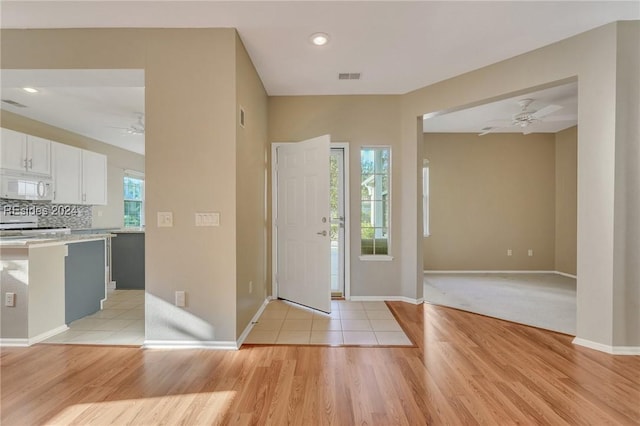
[276,135,331,313]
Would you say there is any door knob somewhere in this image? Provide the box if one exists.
[316,230,327,236]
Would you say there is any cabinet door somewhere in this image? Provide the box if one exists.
[26,135,52,176]
[52,142,82,204]
[1,128,27,172]
[82,150,107,205]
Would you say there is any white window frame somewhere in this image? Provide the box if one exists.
[423,159,430,237]
[359,146,393,261]
[123,170,145,228]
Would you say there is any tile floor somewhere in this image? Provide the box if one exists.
[42,289,145,346]
[244,299,413,346]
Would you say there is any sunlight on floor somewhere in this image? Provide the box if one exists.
[46,391,237,424]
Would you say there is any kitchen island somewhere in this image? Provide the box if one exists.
[0,233,112,346]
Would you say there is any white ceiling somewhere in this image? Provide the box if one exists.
[1,1,638,153]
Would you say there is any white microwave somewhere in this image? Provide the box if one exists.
[0,173,54,201]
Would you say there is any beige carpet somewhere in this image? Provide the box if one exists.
[424,273,576,335]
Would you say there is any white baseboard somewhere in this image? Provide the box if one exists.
[237,297,272,348]
[0,324,69,347]
[572,338,640,355]
[554,271,577,279]
[30,325,69,345]
[424,270,577,279]
[349,295,423,305]
[143,340,238,350]
[0,338,29,347]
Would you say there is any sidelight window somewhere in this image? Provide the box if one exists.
[360,147,391,257]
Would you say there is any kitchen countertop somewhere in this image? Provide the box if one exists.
[0,233,113,249]
[72,227,144,234]
[112,228,145,234]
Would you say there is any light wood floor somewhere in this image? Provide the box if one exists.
[2,303,639,425]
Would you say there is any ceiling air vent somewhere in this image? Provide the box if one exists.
[338,73,361,80]
[1,99,27,108]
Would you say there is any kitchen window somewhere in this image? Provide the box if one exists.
[124,172,144,227]
[360,147,392,260]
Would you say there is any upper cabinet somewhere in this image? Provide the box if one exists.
[51,142,83,205]
[51,142,107,206]
[81,150,107,205]
[1,128,51,176]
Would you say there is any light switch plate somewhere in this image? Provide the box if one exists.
[157,212,173,227]
[195,212,220,227]
[5,292,15,307]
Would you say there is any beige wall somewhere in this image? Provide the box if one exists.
[423,133,556,271]
[235,33,269,337]
[401,22,640,348]
[269,95,402,297]
[555,126,578,275]
[0,110,145,228]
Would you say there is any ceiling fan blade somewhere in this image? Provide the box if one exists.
[479,126,500,136]
[543,114,577,122]
[531,104,563,119]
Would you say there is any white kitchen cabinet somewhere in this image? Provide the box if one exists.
[0,128,51,176]
[1,128,27,171]
[51,142,107,206]
[51,142,83,204]
[81,149,107,205]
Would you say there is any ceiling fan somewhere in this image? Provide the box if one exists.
[109,113,145,135]
[479,98,571,136]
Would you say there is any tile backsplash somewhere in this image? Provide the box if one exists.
[1,199,92,229]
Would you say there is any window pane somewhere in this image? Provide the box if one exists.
[361,227,374,255]
[372,235,389,255]
[124,200,142,227]
[361,202,372,224]
[330,155,339,218]
[375,149,389,174]
[124,176,144,201]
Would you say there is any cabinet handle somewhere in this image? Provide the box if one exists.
[23,158,28,169]
[28,159,33,169]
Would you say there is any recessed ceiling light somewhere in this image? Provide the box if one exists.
[310,32,329,46]
[22,87,38,93]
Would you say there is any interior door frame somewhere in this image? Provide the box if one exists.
[271,142,351,300]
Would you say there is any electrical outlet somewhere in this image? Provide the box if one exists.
[5,292,15,307]
[175,291,186,307]
[507,249,513,256]
[249,281,253,294]
[528,249,534,257]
